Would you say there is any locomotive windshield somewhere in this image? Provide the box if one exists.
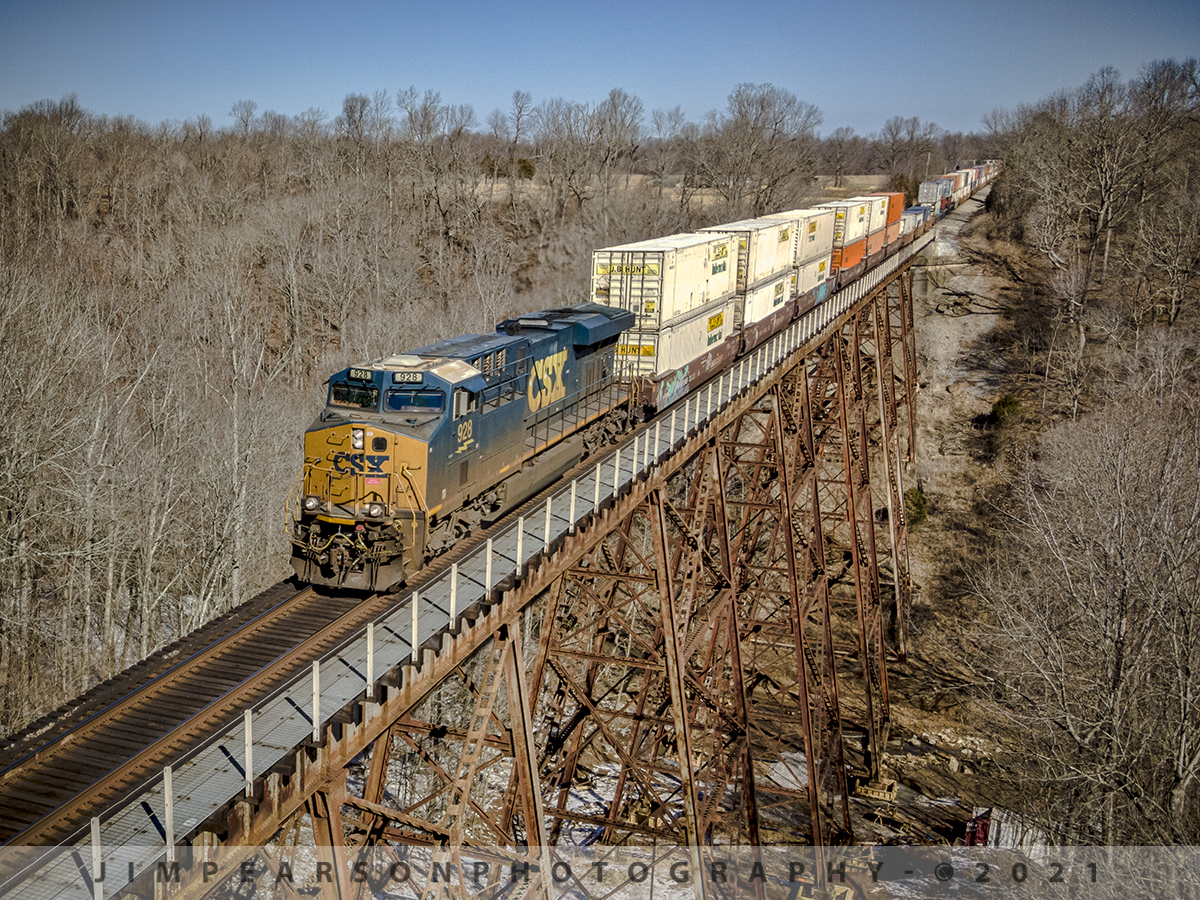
[384,390,445,414]
[330,382,380,410]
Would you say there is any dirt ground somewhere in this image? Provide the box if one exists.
[843,193,1033,845]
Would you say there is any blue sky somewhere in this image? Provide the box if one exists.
[2,0,1197,137]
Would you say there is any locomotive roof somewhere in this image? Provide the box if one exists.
[349,303,633,380]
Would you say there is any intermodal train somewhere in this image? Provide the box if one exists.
[289,164,998,589]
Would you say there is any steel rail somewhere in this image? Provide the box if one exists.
[0,200,982,900]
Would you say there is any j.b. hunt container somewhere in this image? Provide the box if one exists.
[818,200,870,286]
[768,207,834,316]
[699,215,798,350]
[592,232,737,329]
[698,216,796,295]
[775,208,835,266]
[794,255,831,313]
[592,232,740,408]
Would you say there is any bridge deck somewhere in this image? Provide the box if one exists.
[0,220,948,900]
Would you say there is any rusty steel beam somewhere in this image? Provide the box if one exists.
[153,268,920,900]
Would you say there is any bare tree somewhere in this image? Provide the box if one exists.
[693,83,821,218]
[593,88,643,231]
[979,340,1200,844]
[230,99,257,137]
[1140,192,1200,324]
[820,125,863,188]
[532,96,599,224]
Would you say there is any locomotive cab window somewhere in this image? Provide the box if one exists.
[330,383,380,410]
[384,390,444,414]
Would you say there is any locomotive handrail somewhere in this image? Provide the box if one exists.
[0,196,983,900]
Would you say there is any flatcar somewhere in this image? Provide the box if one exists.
[289,303,633,590]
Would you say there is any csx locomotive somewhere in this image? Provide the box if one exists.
[290,166,996,590]
[289,303,634,589]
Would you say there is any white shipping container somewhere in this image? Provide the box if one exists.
[627,296,739,378]
[849,195,890,234]
[774,208,836,266]
[818,200,870,246]
[594,232,738,381]
[699,216,796,292]
[592,232,738,327]
[795,254,832,297]
[741,272,791,330]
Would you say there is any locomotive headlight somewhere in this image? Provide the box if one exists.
[367,503,385,518]
[352,429,364,449]
[303,495,320,511]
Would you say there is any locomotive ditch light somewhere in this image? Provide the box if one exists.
[367,503,385,518]
[303,495,320,511]
[352,428,365,449]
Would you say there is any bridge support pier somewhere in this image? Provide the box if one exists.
[156,268,919,900]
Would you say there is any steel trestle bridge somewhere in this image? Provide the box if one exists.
[0,206,970,900]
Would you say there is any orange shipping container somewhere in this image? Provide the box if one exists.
[866,229,886,256]
[884,221,901,247]
[832,237,866,270]
[871,191,905,225]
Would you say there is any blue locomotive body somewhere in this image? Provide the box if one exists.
[290,303,634,590]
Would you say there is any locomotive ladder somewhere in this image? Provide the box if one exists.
[0,208,963,900]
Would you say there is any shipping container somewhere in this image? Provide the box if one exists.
[592,232,738,327]
[795,254,832,314]
[773,207,836,265]
[905,205,931,224]
[870,191,905,226]
[917,181,942,206]
[883,220,901,250]
[850,194,888,263]
[621,299,742,409]
[850,195,890,234]
[699,215,796,293]
[940,173,963,192]
[865,227,886,260]
[818,200,870,246]
[900,207,927,243]
[592,232,739,384]
[740,272,794,350]
[831,236,867,286]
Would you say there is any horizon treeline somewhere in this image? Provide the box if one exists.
[0,81,983,733]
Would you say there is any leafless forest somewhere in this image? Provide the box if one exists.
[0,83,985,734]
[3,58,1199,850]
[972,60,1200,845]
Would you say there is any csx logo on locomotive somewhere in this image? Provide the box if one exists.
[528,348,568,412]
[332,452,389,474]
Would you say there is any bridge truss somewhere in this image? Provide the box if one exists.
[0,251,923,900]
[143,264,920,900]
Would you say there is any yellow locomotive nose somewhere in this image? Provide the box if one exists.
[291,420,430,590]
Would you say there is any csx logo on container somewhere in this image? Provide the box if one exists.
[332,452,389,473]
[528,349,568,412]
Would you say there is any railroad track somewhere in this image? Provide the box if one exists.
[0,215,955,899]
[0,494,535,856]
[0,582,373,847]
